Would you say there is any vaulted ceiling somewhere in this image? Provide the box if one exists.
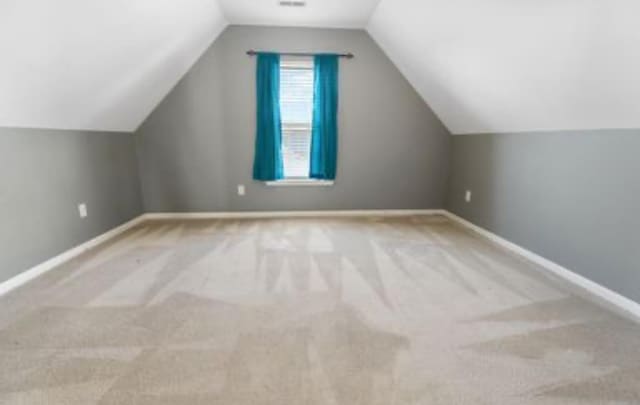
[368,0,640,134]
[0,0,227,132]
[2,0,639,134]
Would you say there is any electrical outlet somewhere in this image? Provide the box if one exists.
[465,190,472,203]
[78,203,88,218]
[237,185,246,196]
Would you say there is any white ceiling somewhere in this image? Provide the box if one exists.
[2,0,640,134]
[0,0,227,132]
[217,0,382,29]
[368,0,640,134]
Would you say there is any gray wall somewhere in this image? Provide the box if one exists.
[136,26,451,212]
[447,130,640,302]
[0,127,143,283]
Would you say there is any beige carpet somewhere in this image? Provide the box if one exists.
[0,215,639,404]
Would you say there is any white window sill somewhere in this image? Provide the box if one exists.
[266,179,334,187]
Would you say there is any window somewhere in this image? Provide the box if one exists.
[280,56,314,179]
[254,53,338,185]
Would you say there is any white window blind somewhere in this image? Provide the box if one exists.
[280,56,314,179]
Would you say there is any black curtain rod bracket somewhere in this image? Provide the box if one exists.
[246,50,354,59]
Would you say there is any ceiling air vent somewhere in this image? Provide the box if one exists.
[279,1,307,7]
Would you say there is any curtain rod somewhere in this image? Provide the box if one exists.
[246,50,354,59]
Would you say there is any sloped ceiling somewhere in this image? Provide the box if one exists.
[369,0,640,134]
[0,0,227,132]
[3,0,639,134]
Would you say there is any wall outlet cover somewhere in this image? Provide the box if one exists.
[78,203,88,218]
[238,185,246,196]
[465,190,472,203]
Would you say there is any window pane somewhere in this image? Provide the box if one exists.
[282,126,312,178]
[281,69,313,124]
[280,57,314,178]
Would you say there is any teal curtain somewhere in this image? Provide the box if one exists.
[310,55,339,180]
[253,53,283,181]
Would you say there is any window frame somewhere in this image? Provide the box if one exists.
[271,56,334,186]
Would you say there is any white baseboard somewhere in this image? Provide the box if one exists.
[12,209,635,323]
[442,211,640,322]
[0,215,146,297]
[142,209,446,220]
[0,210,442,296]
